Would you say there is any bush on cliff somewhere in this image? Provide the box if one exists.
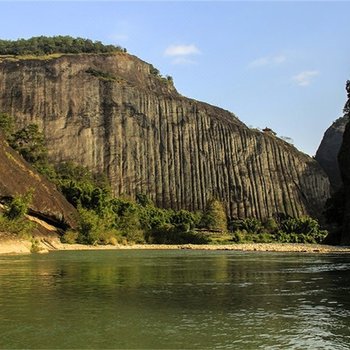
[0,36,124,56]
[0,192,36,238]
[4,192,32,220]
[0,113,14,139]
[10,124,47,164]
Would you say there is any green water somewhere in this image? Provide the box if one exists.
[0,250,350,349]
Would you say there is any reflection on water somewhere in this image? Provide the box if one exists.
[0,250,350,349]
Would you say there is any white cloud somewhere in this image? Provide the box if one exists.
[249,54,287,68]
[164,44,200,65]
[164,44,200,57]
[292,70,319,86]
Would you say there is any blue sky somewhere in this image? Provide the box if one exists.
[1,1,350,155]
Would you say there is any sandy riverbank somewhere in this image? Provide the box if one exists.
[1,236,350,255]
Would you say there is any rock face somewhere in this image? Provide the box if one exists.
[315,116,347,191]
[338,118,350,244]
[0,53,330,220]
[0,133,77,228]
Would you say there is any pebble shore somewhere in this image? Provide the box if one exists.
[1,237,350,255]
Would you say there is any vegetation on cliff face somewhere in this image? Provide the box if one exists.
[0,36,124,56]
[0,192,36,238]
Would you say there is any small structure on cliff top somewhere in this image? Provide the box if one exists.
[262,127,277,135]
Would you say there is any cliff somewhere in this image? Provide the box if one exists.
[0,52,330,220]
[315,116,347,191]
[0,133,77,229]
[337,118,350,244]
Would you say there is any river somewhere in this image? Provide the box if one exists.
[0,250,349,349]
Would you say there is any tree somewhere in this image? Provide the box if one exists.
[201,199,227,232]
[0,36,124,56]
[170,210,196,232]
[10,124,47,164]
[0,113,14,139]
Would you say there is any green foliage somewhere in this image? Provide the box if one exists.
[230,216,328,244]
[0,114,55,178]
[147,226,209,245]
[76,207,121,245]
[231,230,275,244]
[85,68,116,81]
[0,112,14,139]
[201,199,227,232]
[280,216,319,235]
[263,218,279,233]
[0,214,35,238]
[166,75,173,83]
[55,161,93,182]
[170,210,197,232]
[136,193,153,207]
[61,230,79,244]
[138,204,171,231]
[230,218,262,234]
[30,238,43,253]
[111,198,142,234]
[10,124,47,164]
[149,64,160,76]
[4,192,33,220]
[55,162,111,213]
[0,36,123,56]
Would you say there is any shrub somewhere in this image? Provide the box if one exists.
[30,238,43,253]
[263,218,279,234]
[0,112,14,139]
[170,210,196,232]
[4,192,32,220]
[149,64,160,76]
[61,230,79,244]
[136,193,153,207]
[139,205,172,232]
[125,230,145,244]
[147,227,209,245]
[0,214,35,238]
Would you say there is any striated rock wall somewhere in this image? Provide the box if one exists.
[315,116,347,191]
[0,53,330,220]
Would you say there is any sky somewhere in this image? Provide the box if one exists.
[1,1,350,156]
